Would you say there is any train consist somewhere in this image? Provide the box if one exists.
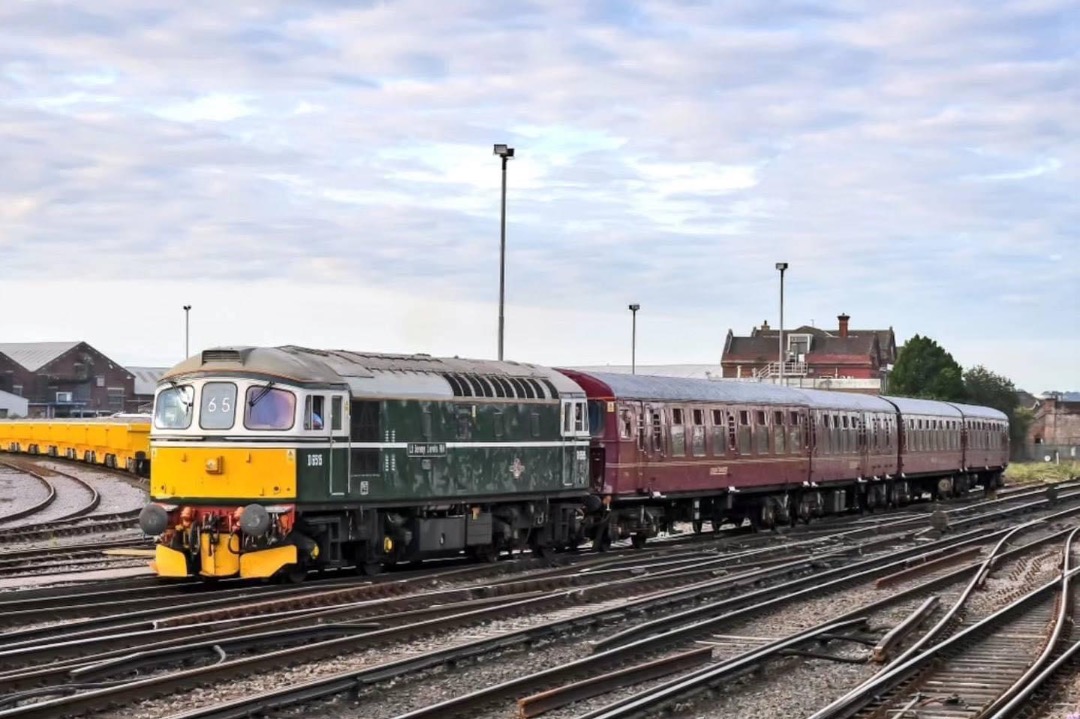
[134,345,1010,582]
[0,415,152,476]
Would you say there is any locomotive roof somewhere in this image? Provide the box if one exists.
[159,346,584,400]
[569,371,806,405]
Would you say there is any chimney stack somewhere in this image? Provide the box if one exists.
[838,313,850,338]
[761,320,770,331]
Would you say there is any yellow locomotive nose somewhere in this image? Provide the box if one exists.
[151,446,295,500]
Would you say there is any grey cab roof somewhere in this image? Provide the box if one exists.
[577,371,807,406]
[159,346,582,401]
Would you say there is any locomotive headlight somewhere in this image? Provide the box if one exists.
[239,503,271,537]
[139,504,169,536]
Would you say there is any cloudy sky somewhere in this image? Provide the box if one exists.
[1,1,1076,393]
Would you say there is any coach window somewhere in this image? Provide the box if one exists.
[199,382,237,430]
[155,384,194,430]
[246,387,296,431]
[789,412,801,452]
[691,408,706,457]
[619,407,633,440]
[773,411,786,454]
[587,401,605,439]
[737,411,751,455]
[304,395,326,431]
[670,408,686,457]
[711,409,725,456]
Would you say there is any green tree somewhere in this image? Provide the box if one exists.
[963,364,1032,456]
[889,334,967,401]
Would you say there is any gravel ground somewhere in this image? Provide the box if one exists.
[34,460,148,515]
[0,470,95,528]
[0,465,51,520]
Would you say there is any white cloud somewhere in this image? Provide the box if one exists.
[0,0,1077,390]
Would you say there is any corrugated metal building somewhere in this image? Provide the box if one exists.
[0,389,29,418]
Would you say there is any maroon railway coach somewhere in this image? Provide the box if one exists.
[557,370,1009,550]
[558,370,819,547]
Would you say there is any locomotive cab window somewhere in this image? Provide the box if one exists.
[199,382,237,430]
[154,384,194,430]
[304,395,326,431]
[245,387,296,431]
[331,396,343,432]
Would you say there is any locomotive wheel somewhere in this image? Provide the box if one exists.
[631,533,647,549]
[359,561,383,576]
[283,565,308,584]
[692,519,703,534]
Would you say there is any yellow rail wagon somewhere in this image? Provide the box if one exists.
[0,415,152,477]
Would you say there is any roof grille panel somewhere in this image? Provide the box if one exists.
[202,349,242,364]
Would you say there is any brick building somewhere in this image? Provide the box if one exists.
[0,342,137,418]
[720,313,897,394]
[1027,392,1080,462]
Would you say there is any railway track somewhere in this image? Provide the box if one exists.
[2,490,1074,719]
[805,525,1080,719]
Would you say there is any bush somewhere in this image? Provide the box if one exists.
[1005,461,1080,484]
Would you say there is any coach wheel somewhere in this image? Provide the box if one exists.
[692,519,703,534]
[593,526,612,553]
[469,544,498,563]
[631,533,647,549]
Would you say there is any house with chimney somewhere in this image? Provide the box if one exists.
[720,314,897,394]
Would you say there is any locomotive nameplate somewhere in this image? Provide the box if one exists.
[408,442,447,457]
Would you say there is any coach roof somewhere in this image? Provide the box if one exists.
[571,371,806,405]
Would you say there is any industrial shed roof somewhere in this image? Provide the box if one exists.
[126,367,170,396]
[0,342,80,372]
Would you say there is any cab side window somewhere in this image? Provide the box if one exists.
[304,395,326,431]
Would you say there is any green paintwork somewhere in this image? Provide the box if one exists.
[294,398,589,504]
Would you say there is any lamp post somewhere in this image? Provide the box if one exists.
[183,305,191,358]
[628,304,640,374]
[775,263,788,385]
[493,143,515,361]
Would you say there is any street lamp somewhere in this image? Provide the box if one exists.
[628,304,640,374]
[493,143,515,361]
[775,263,788,385]
[183,305,192,358]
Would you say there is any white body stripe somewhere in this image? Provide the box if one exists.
[152,440,591,450]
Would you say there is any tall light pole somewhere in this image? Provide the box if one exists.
[628,304,640,374]
[493,143,515,361]
[775,263,788,385]
[183,305,191,358]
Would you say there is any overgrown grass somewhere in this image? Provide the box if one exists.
[1005,460,1080,485]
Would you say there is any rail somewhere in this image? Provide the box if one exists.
[806,525,1080,719]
